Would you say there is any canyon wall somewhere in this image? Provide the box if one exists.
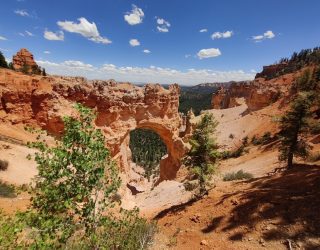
[0,68,190,183]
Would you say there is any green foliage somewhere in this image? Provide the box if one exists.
[263,47,320,80]
[278,92,313,168]
[220,145,247,160]
[0,159,9,171]
[184,113,219,196]
[0,51,8,68]
[21,64,29,74]
[8,62,14,70]
[223,170,253,181]
[251,132,274,146]
[0,103,155,249]
[179,91,213,115]
[0,181,16,198]
[129,128,167,180]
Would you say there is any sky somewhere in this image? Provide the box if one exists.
[0,0,320,86]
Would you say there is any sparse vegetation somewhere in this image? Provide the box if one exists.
[223,170,253,181]
[184,113,219,197]
[0,181,16,198]
[251,132,274,146]
[307,152,320,162]
[0,159,9,171]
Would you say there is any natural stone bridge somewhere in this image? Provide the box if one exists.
[0,69,191,182]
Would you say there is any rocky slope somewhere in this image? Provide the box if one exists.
[211,67,306,111]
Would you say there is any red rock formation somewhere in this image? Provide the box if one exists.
[12,48,38,72]
[0,68,190,183]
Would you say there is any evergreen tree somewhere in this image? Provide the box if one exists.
[8,62,14,70]
[42,67,47,76]
[21,63,29,74]
[0,51,8,68]
[278,92,313,168]
[184,113,219,196]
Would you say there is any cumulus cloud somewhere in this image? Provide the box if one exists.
[129,39,140,47]
[252,30,275,41]
[199,29,208,33]
[0,36,7,41]
[211,31,233,40]
[14,9,30,17]
[197,48,221,59]
[36,59,255,86]
[156,17,170,32]
[44,30,64,41]
[124,5,144,25]
[57,17,111,44]
[143,49,151,54]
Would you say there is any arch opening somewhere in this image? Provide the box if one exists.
[128,128,167,189]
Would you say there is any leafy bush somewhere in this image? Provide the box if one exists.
[0,159,8,171]
[0,104,155,249]
[0,181,16,198]
[223,170,253,181]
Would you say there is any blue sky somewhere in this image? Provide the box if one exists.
[0,0,320,85]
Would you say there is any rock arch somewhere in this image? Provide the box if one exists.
[0,69,191,183]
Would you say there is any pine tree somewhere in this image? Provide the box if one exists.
[184,113,219,197]
[278,92,313,168]
[0,51,8,68]
[42,67,47,76]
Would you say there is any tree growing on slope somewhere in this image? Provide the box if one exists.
[184,113,219,197]
[0,51,8,68]
[0,103,154,249]
[278,92,313,168]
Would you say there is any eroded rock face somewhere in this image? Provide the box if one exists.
[12,48,38,72]
[0,68,190,182]
[212,78,287,111]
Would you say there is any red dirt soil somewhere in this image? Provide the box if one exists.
[153,164,320,250]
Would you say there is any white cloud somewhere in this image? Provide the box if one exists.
[197,48,221,59]
[36,59,255,86]
[199,29,208,33]
[14,9,30,17]
[19,32,25,37]
[44,30,64,41]
[185,54,191,58]
[25,30,34,36]
[124,5,144,25]
[211,31,233,40]
[143,49,151,54]
[0,36,7,41]
[252,30,275,41]
[44,51,51,54]
[156,17,170,33]
[57,17,111,44]
[129,39,140,47]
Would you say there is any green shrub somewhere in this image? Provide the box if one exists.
[0,104,156,249]
[223,170,253,181]
[0,181,16,198]
[0,159,8,171]
[251,132,274,145]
